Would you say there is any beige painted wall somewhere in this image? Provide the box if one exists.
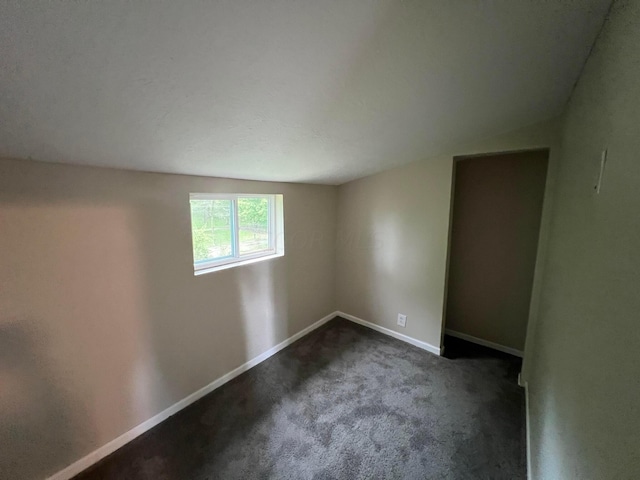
[335,119,561,350]
[446,150,549,351]
[527,0,640,478]
[0,159,337,480]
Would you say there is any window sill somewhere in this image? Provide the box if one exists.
[194,252,284,276]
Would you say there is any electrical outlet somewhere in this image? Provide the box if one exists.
[397,314,407,327]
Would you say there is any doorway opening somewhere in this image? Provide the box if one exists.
[442,149,549,359]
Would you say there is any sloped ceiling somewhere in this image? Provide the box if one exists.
[0,0,611,184]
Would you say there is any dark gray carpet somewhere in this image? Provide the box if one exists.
[75,318,525,480]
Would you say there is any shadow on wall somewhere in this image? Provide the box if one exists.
[236,260,287,356]
[0,161,252,479]
[0,192,166,479]
[0,321,84,480]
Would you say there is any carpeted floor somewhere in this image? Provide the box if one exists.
[75,317,525,480]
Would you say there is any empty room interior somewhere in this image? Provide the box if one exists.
[2,1,639,479]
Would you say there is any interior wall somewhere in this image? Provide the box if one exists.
[445,150,549,352]
[335,119,561,350]
[0,159,337,480]
[527,0,640,478]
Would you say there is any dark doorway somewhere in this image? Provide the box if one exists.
[444,149,549,356]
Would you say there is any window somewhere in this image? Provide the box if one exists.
[189,193,284,274]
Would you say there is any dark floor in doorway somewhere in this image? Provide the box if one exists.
[75,317,525,480]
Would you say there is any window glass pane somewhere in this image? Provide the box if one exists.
[190,199,233,263]
[238,197,270,255]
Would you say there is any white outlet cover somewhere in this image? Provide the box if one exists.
[397,314,407,327]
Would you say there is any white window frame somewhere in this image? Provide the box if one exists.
[189,193,284,275]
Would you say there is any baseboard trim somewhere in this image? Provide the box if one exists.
[47,311,339,480]
[444,329,523,357]
[337,311,442,356]
[523,380,532,479]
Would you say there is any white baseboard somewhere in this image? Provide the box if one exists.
[47,311,339,480]
[49,311,442,479]
[444,329,523,357]
[523,380,532,479]
[337,311,442,356]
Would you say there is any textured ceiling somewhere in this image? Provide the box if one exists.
[0,0,611,184]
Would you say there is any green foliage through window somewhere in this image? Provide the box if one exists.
[190,199,233,262]
[238,197,269,255]
[190,195,273,266]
